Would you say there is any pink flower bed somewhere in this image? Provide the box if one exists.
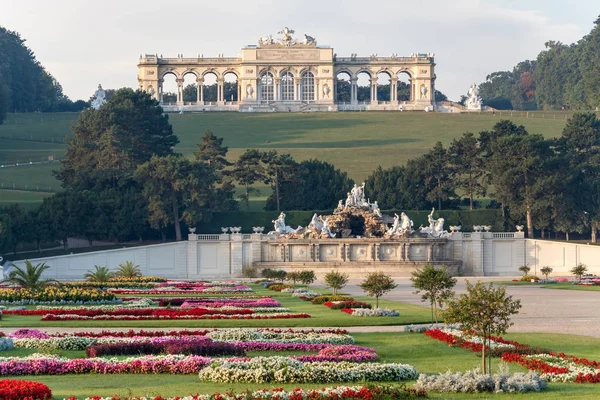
[181,298,281,308]
[108,285,252,294]
[40,313,310,321]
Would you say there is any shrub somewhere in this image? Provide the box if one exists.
[0,379,52,400]
[540,267,553,280]
[519,275,539,282]
[326,301,371,310]
[359,272,397,308]
[571,263,588,280]
[0,338,14,351]
[286,271,301,286]
[242,266,258,278]
[268,284,293,291]
[414,369,547,393]
[324,270,349,295]
[311,295,354,305]
[84,265,114,283]
[518,265,531,276]
[299,270,316,286]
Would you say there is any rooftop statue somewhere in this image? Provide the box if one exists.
[268,212,301,235]
[466,82,482,110]
[91,84,106,110]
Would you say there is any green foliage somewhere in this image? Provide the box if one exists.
[115,261,142,278]
[571,263,588,279]
[448,132,486,210]
[266,159,354,211]
[444,281,522,375]
[285,271,300,286]
[410,264,457,323]
[519,275,540,282]
[231,149,267,211]
[0,81,9,124]
[299,270,316,287]
[84,265,114,283]
[324,270,349,295]
[479,61,537,110]
[242,266,258,278]
[1,260,55,288]
[259,268,286,282]
[359,272,398,308]
[540,266,553,280]
[518,265,531,276]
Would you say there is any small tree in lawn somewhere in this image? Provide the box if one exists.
[286,271,300,286]
[299,270,316,287]
[324,270,349,295]
[518,265,531,276]
[410,264,457,323]
[444,281,522,375]
[571,263,588,280]
[359,271,398,308]
[540,266,553,281]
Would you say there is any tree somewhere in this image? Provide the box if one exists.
[194,130,232,172]
[3,204,28,255]
[0,80,9,124]
[1,261,56,288]
[359,272,397,308]
[324,270,349,295]
[231,149,267,211]
[262,151,298,211]
[411,264,457,323]
[448,133,486,210]
[571,263,588,280]
[422,142,455,210]
[518,265,531,276]
[444,281,522,375]
[115,261,142,278]
[286,271,300,286]
[84,265,114,283]
[299,270,316,287]
[135,155,217,241]
[540,266,553,280]
[57,88,179,191]
[267,159,354,211]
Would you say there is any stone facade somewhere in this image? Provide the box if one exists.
[137,29,436,112]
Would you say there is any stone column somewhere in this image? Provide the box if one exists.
[199,80,204,103]
[375,243,381,261]
[391,77,398,103]
[427,245,434,262]
[196,78,203,104]
[230,234,244,277]
[351,78,358,105]
[406,243,411,261]
[340,243,346,262]
[400,243,406,261]
[315,79,320,102]
[158,79,164,103]
[176,78,184,105]
[370,78,378,104]
[217,79,225,104]
[314,243,320,261]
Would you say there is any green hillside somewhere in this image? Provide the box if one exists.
[0,110,578,208]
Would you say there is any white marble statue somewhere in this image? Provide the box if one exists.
[268,212,300,235]
[386,213,402,236]
[371,201,382,218]
[420,85,428,99]
[336,199,344,211]
[308,213,324,231]
[246,86,254,99]
[259,34,274,46]
[278,26,296,45]
[321,217,335,238]
[400,212,414,233]
[304,34,317,45]
[466,83,482,110]
[345,191,354,208]
[91,84,106,110]
[419,208,448,238]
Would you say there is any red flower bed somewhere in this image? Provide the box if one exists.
[41,313,311,321]
[0,379,52,400]
[7,308,253,317]
[500,352,569,375]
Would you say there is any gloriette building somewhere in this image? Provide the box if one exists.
[137,27,436,112]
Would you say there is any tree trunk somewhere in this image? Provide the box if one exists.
[437,176,442,210]
[433,300,438,323]
[592,226,597,243]
[161,232,167,242]
[566,231,569,241]
[245,183,250,211]
[275,170,280,212]
[469,192,473,211]
[526,205,533,238]
[172,198,182,241]
[481,341,487,375]
[36,240,42,254]
[541,228,545,239]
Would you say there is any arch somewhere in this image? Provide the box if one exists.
[259,71,274,102]
[223,71,238,102]
[181,72,197,103]
[335,71,352,103]
[202,71,218,102]
[181,69,199,79]
[397,70,412,102]
[376,70,392,102]
[300,71,315,101]
[161,71,178,104]
[160,69,180,81]
[356,70,372,103]
[280,71,294,101]
[222,68,239,79]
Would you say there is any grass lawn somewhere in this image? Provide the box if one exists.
[0,111,571,207]
[7,331,600,399]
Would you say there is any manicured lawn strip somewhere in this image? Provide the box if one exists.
[493,281,600,291]
[9,332,600,399]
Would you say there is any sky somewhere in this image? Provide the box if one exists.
[2,0,598,101]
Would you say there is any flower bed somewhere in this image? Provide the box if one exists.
[0,353,211,375]
[414,369,547,393]
[180,298,281,308]
[86,338,243,358]
[72,385,427,400]
[10,328,211,339]
[341,308,400,317]
[207,328,353,344]
[5,307,255,317]
[0,338,13,352]
[0,379,52,400]
[311,296,354,305]
[40,312,310,321]
[0,287,116,303]
[109,285,253,295]
[198,357,418,383]
[325,301,371,310]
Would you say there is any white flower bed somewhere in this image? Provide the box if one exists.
[440,328,516,350]
[524,354,599,383]
[36,298,157,311]
[346,308,400,317]
[198,356,418,383]
[207,329,354,344]
[414,369,547,393]
[13,336,97,351]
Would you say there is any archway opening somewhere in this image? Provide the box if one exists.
[203,72,218,103]
[376,71,391,102]
[336,71,352,103]
[356,71,371,103]
[161,72,178,104]
[182,72,197,104]
[301,71,315,102]
[280,71,294,101]
[397,71,412,102]
[259,72,274,102]
[224,72,238,102]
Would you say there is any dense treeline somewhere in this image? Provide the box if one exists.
[1,94,599,254]
[478,16,600,110]
[0,26,87,124]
